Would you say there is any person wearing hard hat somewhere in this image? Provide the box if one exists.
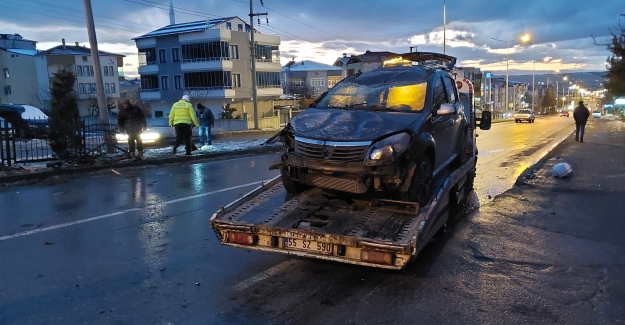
[169,95,200,155]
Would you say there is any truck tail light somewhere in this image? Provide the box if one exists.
[360,250,394,265]
[228,232,257,246]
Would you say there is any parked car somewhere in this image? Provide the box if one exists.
[514,109,535,123]
[0,104,49,138]
[271,52,491,205]
[592,110,601,118]
[559,110,569,117]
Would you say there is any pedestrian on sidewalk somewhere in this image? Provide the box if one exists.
[169,95,200,155]
[573,101,590,142]
[117,99,147,161]
[196,103,215,146]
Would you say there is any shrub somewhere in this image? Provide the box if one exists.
[48,69,82,160]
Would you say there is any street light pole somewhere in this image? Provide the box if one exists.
[492,38,511,113]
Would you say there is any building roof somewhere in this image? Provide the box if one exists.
[283,60,342,72]
[38,44,125,57]
[0,48,39,56]
[357,50,398,63]
[133,16,248,40]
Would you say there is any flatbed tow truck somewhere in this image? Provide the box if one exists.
[210,60,491,270]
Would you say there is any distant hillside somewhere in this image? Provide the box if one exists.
[492,71,606,91]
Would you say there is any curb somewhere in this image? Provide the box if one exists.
[0,145,282,185]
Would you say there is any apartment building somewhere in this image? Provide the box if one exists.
[133,17,282,125]
[0,33,40,106]
[333,51,398,78]
[35,40,125,116]
[281,60,342,97]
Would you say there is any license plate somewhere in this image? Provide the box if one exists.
[283,238,333,255]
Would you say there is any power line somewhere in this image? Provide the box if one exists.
[18,0,142,27]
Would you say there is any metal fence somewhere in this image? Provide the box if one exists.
[0,116,119,167]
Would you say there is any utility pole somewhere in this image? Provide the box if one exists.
[83,0,114,152]
[443,0,446,54]
[249,0,267,130]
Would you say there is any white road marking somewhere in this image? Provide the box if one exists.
[0,180,267,242]
[233,261,293,291]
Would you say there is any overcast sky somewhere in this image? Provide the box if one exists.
[1,0,622,78]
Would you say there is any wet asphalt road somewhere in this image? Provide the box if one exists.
[0,115,602,325]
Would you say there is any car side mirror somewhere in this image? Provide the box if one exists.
[437,103,456,115]
[478,111,492,130]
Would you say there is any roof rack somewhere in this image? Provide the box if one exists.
[383,52,457,71]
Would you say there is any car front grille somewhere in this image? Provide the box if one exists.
[294,139,369,162]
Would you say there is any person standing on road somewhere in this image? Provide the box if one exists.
[573,100,590,143]
[169,95,200,155]
[196,103,215,146]
[117,99,147,161]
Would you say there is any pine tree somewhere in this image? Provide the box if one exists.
[541,88,557,111]
[601,15,625,96]
[219,103,240,119]
[48,69,82,160]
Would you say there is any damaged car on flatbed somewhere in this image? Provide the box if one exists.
[210,52,492,269]
[271,53,472,205]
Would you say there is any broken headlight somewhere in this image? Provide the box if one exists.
[366,133,410,164]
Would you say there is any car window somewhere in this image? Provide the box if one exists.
[433,77,446,108]
[442,76,457,103]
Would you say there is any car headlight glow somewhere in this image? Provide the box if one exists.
[367,133,410,162]
[115,130,161,144]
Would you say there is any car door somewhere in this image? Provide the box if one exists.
[431,75,455,171]
[442,76,465,156]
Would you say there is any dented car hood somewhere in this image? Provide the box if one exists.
[289,108,422,142]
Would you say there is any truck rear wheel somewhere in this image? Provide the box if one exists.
[408,156,433,206]
[281,169,308,194]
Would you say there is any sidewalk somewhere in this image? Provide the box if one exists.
[458,117,625,323]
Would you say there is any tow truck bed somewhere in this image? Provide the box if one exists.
[210,157,475,270]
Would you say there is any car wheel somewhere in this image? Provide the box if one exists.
[408,155,433,206]
[281,169,308,194]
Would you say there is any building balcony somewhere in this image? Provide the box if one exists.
[138,63,158,75]
[181,58,233,71]
[140,89,161,101]
[256,86,283,97]
[255,60,282,72]
[186,87,235,99]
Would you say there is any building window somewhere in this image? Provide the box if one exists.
[229,45,239,59]
[181,41,230,62]
[109,66,114,76]
[328,78,340,88]
[183,71,232,90]
[172,48,180,62]
[4,86,11,95]
[103,66,109,76]
[105,83,110,93]
[161,76,169,90]
[85,83,92,93]
[79,83,85,93]
[174,75,182,89]
[82,56,88,62]
[256,72,281,88]
[111,83,116,93]
[141,75,159,91]
[90,66,94,76]
[226,22,232,29]
[154,111,164,118]
[232,73,241,88]
[83,66,90,76]
[310,78,324,87]
[237,24,243,31]
[138,48,156,66]
[4,68,9,78]
[92,83,96,93]
[76,65,82,76]
[254,44,279,63]
[158,49,166,63]
[291,79,304,87]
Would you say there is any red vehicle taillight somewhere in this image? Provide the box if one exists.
[227,232,257,245]
[360,250,395,265]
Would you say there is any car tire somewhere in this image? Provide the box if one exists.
[408,155,433,206]
[281,169,308,194]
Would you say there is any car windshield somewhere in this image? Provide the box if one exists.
[315,81,428,112]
